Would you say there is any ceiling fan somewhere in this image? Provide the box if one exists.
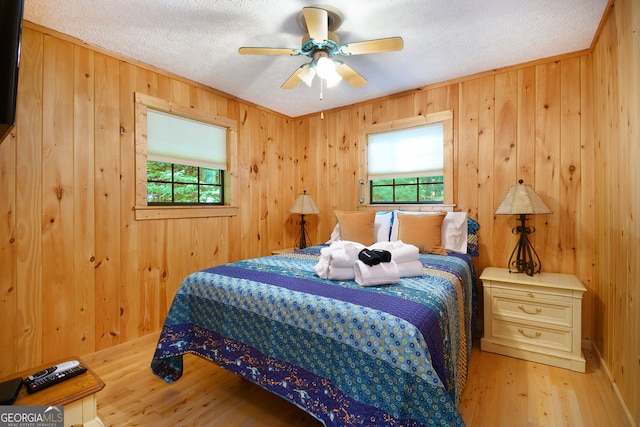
[238,6,404,90]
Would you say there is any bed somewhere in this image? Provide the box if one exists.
[151,212,479,427]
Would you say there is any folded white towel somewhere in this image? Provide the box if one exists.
[327,266,356,280]
[319,241,365,267]
[313,257,329,279]
[354,260,400,287]
[369,241,420,263]
[389,245,420,264]
[316,241,421,282]
[314,262,355,280]
[321,240,366,254]
[397,260,424,277]
[330,246,363,268]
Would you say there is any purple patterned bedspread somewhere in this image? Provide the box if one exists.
[151,246,476,426]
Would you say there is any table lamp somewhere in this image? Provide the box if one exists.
[288,190,320,249]
[495,180,552,276]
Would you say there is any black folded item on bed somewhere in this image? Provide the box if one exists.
[358,248,392,265]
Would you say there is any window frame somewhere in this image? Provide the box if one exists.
[134,92,238,220]
[358,110,454,208]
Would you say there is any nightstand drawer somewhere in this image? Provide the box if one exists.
[491,318,573,353]
[491,290,573,327]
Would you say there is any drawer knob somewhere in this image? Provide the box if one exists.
[527,292,535,298]
[518,328,542,339]
[518,304,542,315]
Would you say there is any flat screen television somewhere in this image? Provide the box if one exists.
[0,0,25,143]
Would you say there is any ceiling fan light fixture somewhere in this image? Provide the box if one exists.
[315,56,337,80]
[324,70,342,88]
[298,66,316,87]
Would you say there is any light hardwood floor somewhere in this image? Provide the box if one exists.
[82,333,630,427]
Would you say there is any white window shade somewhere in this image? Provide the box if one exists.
[147,109,227,170]
[367,123,444,180]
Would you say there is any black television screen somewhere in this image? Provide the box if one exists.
[0,0,25,143]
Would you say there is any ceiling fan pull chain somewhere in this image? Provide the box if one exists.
[320,78,324,100]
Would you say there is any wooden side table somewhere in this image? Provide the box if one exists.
[3,356,105,427]
[480,267,587,372]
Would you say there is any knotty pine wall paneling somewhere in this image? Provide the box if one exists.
[592,0,639,423]
[13,27,44,373]
[71,44,96,357]
[0,23,300,374]
[492,70,518,269]
[41,35,76,361]
[0,102,17,373]
[94,51,122,352]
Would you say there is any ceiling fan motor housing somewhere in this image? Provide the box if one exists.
[296,5,344,32]
[300,31,341,58]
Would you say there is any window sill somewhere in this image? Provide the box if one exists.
[363,204,455,212]
[134,205,238,220]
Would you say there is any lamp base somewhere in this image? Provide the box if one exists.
[507,214,543,276]
[293,214,312,250]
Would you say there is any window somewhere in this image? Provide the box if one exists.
[134,93,238,220]
[368,122,444,204]
[145,108,226,205]
[359,111,453,206]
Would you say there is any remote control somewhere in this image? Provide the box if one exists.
[25,364,87,394]
[25,360,80,383]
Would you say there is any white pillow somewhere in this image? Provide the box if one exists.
[442,212,468,253]
[327,211,393,243]
[389,210,468,253]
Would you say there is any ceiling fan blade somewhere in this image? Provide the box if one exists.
[281,66,306,89]
[303,7,328,43]
[334,61,367,88]
[238,47,299,56]
[340,37,404,56]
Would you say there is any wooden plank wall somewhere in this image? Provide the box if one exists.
[0,24,298,375]
[591,0,639,423]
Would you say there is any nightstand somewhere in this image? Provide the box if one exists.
[480,267,586,372]
[5,356,105,426]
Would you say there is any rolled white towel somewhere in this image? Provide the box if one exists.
[327,266,356,281]
[369,241,419,263]
[354,260,400,287]
[329,246,362,267]
[369,241,399,251]
[319,241,365,268]
[321,240,365,253]
[397,260,424,277]
[314,256,357,280]
[389,245,420,264]
[313,257,330,279]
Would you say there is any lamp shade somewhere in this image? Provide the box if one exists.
[298,66,316,87]
[289,191,320,215]
[495,180,552,215]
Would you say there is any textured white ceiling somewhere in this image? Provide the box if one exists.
[24,0,608,117]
